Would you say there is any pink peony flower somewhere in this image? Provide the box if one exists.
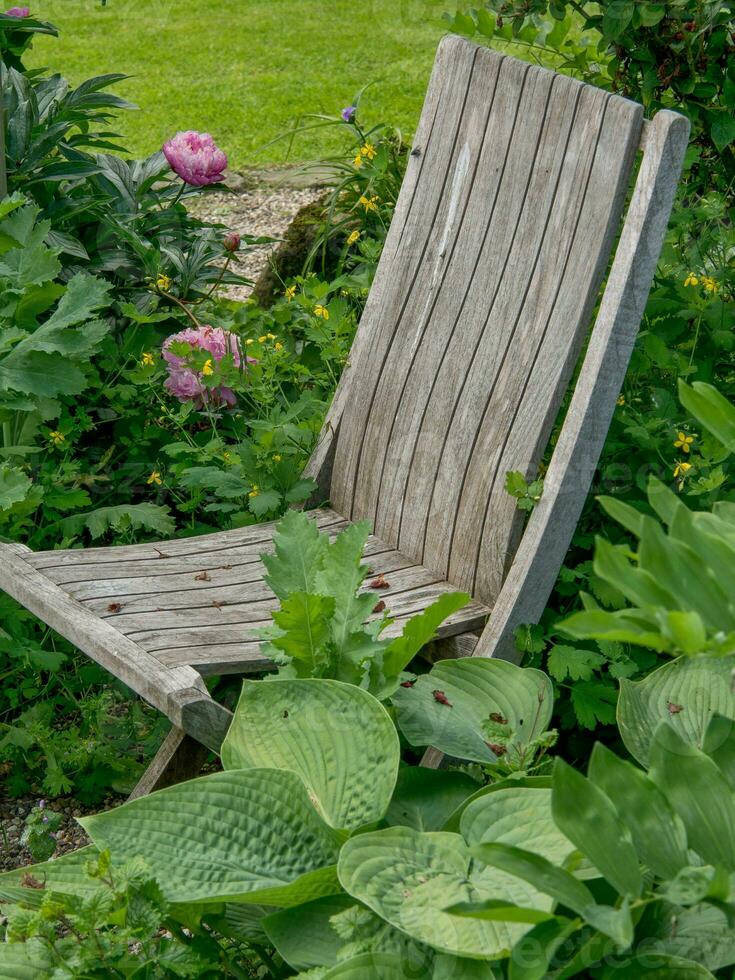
[162,325,253,409]
[162,131,227,187]
[223,231,241,253]
[5,6,31,15]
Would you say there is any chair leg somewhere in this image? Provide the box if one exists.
[129,727,211,800]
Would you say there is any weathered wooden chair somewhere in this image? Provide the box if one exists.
[0,36,687,793]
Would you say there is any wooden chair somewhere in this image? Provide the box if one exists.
[0,36,688,793]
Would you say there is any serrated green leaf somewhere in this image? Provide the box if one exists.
[61,502,175,540]
[262,509,330,599]
[0,463,32,510]
[547,645,605,682]
[570,680,618,730]
[269,591,334,672]
[221,678,399,830]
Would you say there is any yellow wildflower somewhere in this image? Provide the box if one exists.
[359,195,379,212]
[248,484,259,498]
[147,470,162,486]
[673,460,692,480]
[684,273,699,287]
[245,338,254,346]
[701,276,718,293]
[273,454,282,462]
[674,431,694,453]
[267,333,276,340]
[141,351,155,367]
[49,430,65,447]
[258,335,267,343]
[353,153,364,169]
[223,451,233,464]
[314,304,330,320]
[347,230,361,246]
[274,341,283,350]
[155,273,172,292]
[201,358,214,376]
[616,395,625,406]
[360,142,376,160]
[284,285,296,301]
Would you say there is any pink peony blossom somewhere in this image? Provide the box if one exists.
[162,325,252,409]
[223,231,241,253]
[5,6,31,15]
[163,131,227,187]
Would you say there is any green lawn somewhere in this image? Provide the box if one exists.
[27,0,452,169]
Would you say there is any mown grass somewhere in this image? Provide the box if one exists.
[27,0,454,168]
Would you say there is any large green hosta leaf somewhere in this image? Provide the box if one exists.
[0,940,54,978]
[263,894,356,970]
[460,786,575,866]
[641,901,735,971]
[221,678,399,830]
[385,767,480,832]
[80,769,342,906]
[392,658,552,765]
[618,655,735,766]
[338,827,555,959]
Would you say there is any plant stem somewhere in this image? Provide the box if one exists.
[0,75,7,199]
[158,289,203,329]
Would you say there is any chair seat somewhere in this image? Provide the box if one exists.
[24,508,491,677]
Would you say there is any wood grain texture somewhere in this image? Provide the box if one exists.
[128,727,210,800]
[325,36,643,610]
[473,108,690,663]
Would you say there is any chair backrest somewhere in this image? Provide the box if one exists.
[326,36,674,609]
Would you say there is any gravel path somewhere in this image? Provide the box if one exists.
[190,181,324,302]
[0,180,322,876]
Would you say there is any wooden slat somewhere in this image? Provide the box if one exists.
[27,508,343,570]
[474,109,689,661]
[324,37,643,609]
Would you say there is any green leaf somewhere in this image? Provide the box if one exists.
[80,769,342,905]
[61,502,175,540]
[508,917,580,980]
[648,723,735,872]
[597,954,715,979]
[679,380,735,454]
[460,787,576,866]
[393,658,553,765]
[263,894,356,970]
[0,463,32,510]
[601,0,634,38]
[249,487,281,517]
[375,592,469,699]
[268,592,334,672]
[313,520,373,651]
[552,759,642,898]
[322,953,497,979]
[0,940,55,977]
[618,655,735,767]
[262,509,329,600]
[570,680,618,730]
[547,645,605,682]
[642,901,735,971]
[702,714,735,790]
[710,113,735,153]
[588,743,688,879]
[385,767,479,832]
[469,843,594,916]
[339,827,554,958]
[0,846,100,904]
[221,678,399,830]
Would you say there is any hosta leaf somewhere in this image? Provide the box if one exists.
[642,901,735,971]
[339,827,555,959]
[321,953,497,979]
[648,723,735,872]
[508,917,580,980]
[618,655,735,767]
[385,767,479,832]
[588,743,688,879]
[460,787,575,866]
[679,379,735,454]
[393,658,552,765]
[221,679,399,830]
[263,894,356,970]
[552,759,642,898]
[0,940,55,977]
[81,769,342,905]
